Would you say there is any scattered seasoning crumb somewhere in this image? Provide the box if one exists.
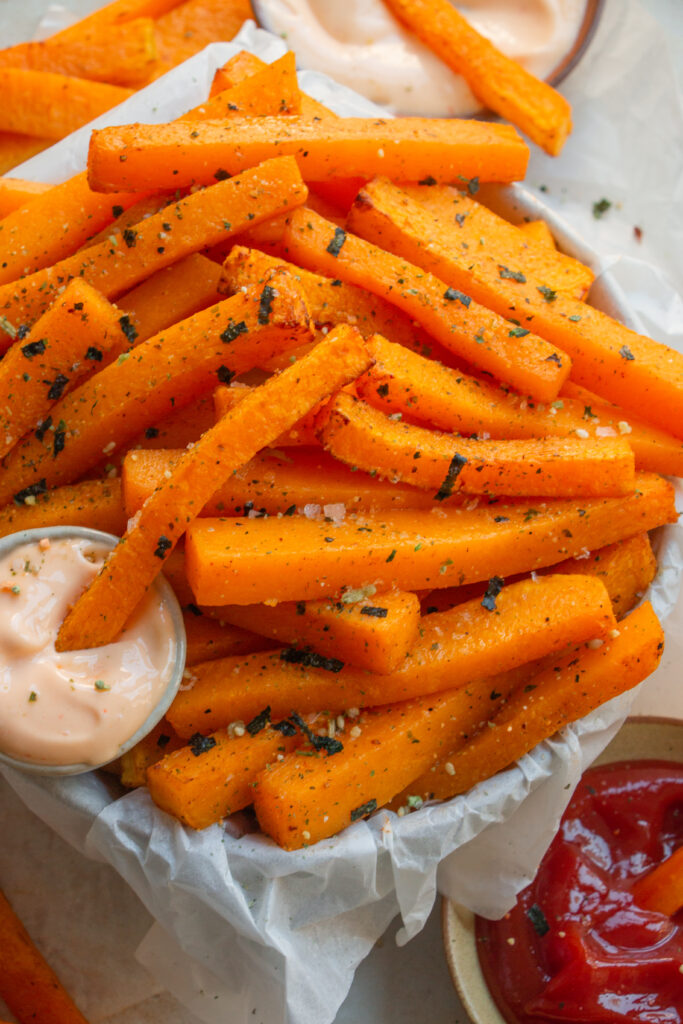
[94,679,110,691]
[527,904,550,936]
[360,606,388,618]
[481,576,504,611]
[537,285,557,303]
[154,535,172,559]
[257,285,276,325]
[350,798,377,822]
[85,345,103,361]
[592,198,612,219]
[28,691,37,702]
[301,830,311,841]
[280,648,344,673]
[349,725,362,739]
[435,452,467,501]
[246,706,271,735]
[498,265,526,283]
[221,320,249,343]
[21,339,46,359]
[189,732,217,756]
[443,287,471,307]
[619,345,635,361]
[326,227,346,257]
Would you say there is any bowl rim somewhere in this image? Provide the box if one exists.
[0,526,186,777]
[441,716,683,1024]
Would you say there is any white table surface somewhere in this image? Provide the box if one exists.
[0,2,682,1022]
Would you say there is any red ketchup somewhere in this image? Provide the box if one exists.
[476,761,683,1024]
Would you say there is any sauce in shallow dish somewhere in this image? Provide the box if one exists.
[0,535,178,767]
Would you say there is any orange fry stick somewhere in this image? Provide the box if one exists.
[429,532,658,623]
[130,395,216,451]
[182,52,300,120]
[151,0,254,75]
[348,178,683,439]
[184,473,676,606]
[0,132,51,175]
[0,278,131,459]
[0,888,90,1024]
[117,253,223,341]
[210,50,330,119]
[122,446,451,518]
[147,723,301,830]
[0,172,148,291]
[0,480,126,540]
[0,177,52,218]
[218,590,422,675]
[221,244,433,351]
[0,273,312,506]
[383,0,572,155]
[0,18,158,88]
[356,335,683,479]
[167,574,616,734]
[119,718,184,788]
[0,156,307,338]
[283,207,569,402]
[85,116,529,192]
[56,325,371,650]
[0,69,133,141]
[213,383,322,447]
[405,602,664,802]
[185,613,272,666]
[631,846,683,917]
[320,391,636,499]
[519,220,557,249]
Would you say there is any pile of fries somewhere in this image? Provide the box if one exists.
[0,22,681,852]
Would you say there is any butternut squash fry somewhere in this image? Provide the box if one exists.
[85,116,529,193]
[182,52,300,120]
[0,278,131,459]
[356,335,683,478]
[56,324,371,650]
[0,177,51,218]
[383,0,572,155]
[320,391,636,499]
[209,51,330,119]
[117,254,223,341]
[427,533,657,623]
[631,846,683,917]
[122,446,464,518]
[399,183,592,299]
[405,602,664,802]
[51,0,185,40]
[213,384,321,447]
[167,574,616,734]
[0,18,158,88]
[0,274,312,507]
[0,133,52,175]
[151,0,254,76]
[253,669,526,849]
[184,472,676,606]
[0,156,307,338]
[147,723,300,830]
[120,718,184,788]
[519,220,556,249]
[0,888,89,1024]
[222,245,435,353]
[0,479,125,540]
[0,69,133,141]
[283,208,569,402]
[185,612,272,665]
[348,178,683,439]
[217,590,421,675]
[78,193,173,251]
[0,172,148,291]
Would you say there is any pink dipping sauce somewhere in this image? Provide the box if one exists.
[0,537,177,766]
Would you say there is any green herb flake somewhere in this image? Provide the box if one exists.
[498,266,526,283]
[435,452,467,501]
[592,198,612,219]
[326,227,346,257]
[537,285,557,303]
[28,691,37,702]
[444,287,471,307]
[350,798,377,822]
[619,345,635,361]
[94,679,110,691]
[508,327,530,338]
[527,904,550,936]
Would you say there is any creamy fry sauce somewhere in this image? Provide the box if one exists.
[257,0,588,115]
[0,537,177,766]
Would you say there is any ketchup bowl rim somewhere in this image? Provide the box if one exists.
[0,525,187,778]
[440,716,683,1024]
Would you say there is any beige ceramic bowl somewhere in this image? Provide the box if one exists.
[442,718,683,1024]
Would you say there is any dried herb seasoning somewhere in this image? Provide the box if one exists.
[326,227,346,257]
[153,535,172,558]
[527,904,550,936]
[443,287,471,307]
[258,284,276,325]
[221,320,249,344]
[280,648,344,673]
[481,576,504,611]
[350,798,377,822]
[21,339,46,359]
[47,374,69,401]
[14,479,47,505]
[435,452,467,501]
[498,266,526,283]
[360,606,388,618]
[85,346,103,361]
[189,733,217,757]
[246,706,271,735]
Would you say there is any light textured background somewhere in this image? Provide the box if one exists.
[0,2,681,1022]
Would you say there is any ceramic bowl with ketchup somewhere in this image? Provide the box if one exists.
[443,718,683,1024]
[0,526,186,777]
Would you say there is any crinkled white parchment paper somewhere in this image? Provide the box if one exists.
[2,5,683,1023]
